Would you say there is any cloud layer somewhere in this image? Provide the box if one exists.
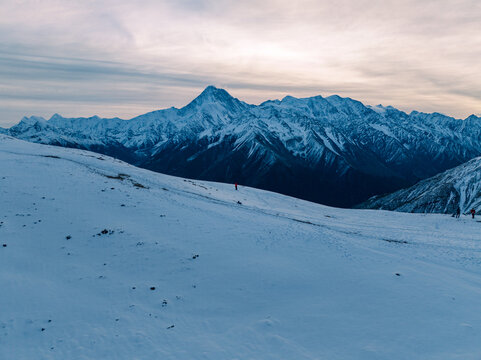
[1,0,480,126]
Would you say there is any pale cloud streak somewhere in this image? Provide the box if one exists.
[1,0,480,126]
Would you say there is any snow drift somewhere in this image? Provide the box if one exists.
[1,134,481,359]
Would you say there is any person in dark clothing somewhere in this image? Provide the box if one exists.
[470,208,476,219]
[235,183,238,190]
[456,207,461,218]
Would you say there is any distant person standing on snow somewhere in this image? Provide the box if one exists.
[456,206,461,218]
[470,208,476,219]
[235,182,238,191]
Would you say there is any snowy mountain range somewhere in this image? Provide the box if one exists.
[359,156,481,213]
[2,134,481,359]
[3,86,481,207]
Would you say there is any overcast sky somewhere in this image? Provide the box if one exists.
[1,0,480,126]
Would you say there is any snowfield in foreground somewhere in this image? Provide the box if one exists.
[1,134,481,360]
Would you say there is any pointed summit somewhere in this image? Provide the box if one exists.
[465,114,480,121]
[180,86,249,116]
[194,85,236,103]
[49,113,64,123]
[201,85,224,95]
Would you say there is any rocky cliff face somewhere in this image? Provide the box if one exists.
[358,156,481,214]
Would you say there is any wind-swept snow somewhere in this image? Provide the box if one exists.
[1,135,481,359]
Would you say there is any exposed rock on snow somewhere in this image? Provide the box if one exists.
[2,134,481,359]
[359,156,481,213]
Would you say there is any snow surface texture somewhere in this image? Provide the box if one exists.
[4,86,481,208]
[360,157,481,214]
[2,134,481,359]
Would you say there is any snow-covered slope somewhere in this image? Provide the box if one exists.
[359,156,481,214]
[2,134,481,359]
[5,86,481,207]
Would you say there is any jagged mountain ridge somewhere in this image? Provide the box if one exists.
[358,156,481,214]
[3,85,481,207]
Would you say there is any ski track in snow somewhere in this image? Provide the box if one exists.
[1,135,481,359]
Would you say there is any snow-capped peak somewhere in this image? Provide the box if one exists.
[464,114,480,122]
[19,115,48,125]
[177,86,250,124]
[184,85,246,110]
[5,87,481,208]
[48,113,64,122]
